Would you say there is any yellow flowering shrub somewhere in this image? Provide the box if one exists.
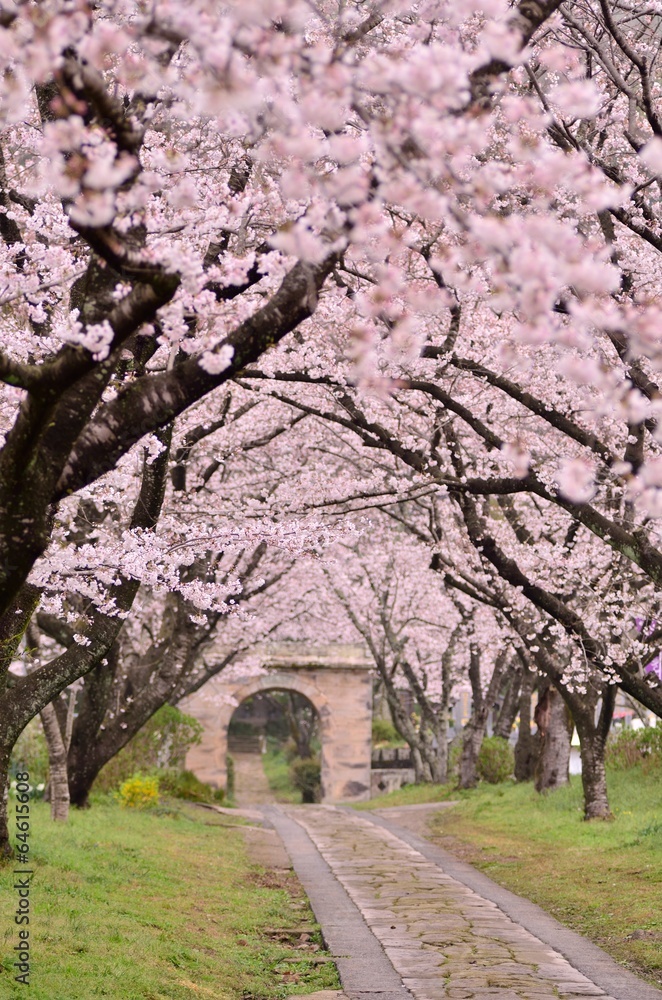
[117,774,159,809]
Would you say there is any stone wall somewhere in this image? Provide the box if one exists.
[370,768,416,796]
[180,642,374,803]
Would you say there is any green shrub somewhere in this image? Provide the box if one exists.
[282,737,300,763]
[639,725,662,769]
[477,736,514,785]
[94,705,204,793]
[606,729,644,769]
[225,753,235,799]
[606,726,662,770]
[157,768,225,804]
[372,719,400,745]
[290,757,321,803]
[447,734,463,783]
[9,718,49,785]
[118,774,160,809]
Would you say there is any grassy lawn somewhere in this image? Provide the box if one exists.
[354,782,458,809]
[365,768,662,987]
[261,749,300,805]
[0,799,338,1000]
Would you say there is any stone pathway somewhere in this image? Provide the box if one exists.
[232,751,276,806]
[280,805,658,1000]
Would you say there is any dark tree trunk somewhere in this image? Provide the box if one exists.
[0,740,13,860]
[68,753,102,809]
[576,718,611,819]
[0,427,172,846]
[67,642,121,807]
[429,649,452,784]
[459,725,484,789]
[410,745,429,783]
[534,682,572,793]
[574,687,616,821]
[525,645,616,820]
[284,692,316,759]
[459,647,509,789]
[493,666,522,740]
[514,666,536,781]
[375,666,431,782]
[67,600,228,805]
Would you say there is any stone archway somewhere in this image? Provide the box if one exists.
[180,642,373,802]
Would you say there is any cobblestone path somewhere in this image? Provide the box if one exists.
[288,805,624,1000]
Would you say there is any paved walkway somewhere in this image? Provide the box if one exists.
[232,751,276,806]
[265,804,662,1000]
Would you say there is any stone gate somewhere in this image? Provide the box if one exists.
[180,642,373,803]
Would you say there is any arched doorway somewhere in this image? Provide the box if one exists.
[228,689,321,804]
[180,642,373,803]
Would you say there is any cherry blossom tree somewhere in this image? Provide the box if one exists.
[319,537,467,783]
[3,0,662,851]
[17,384,344,812]
[0,0,562,624]
[220,396,625,816]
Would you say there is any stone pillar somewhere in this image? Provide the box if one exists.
[318,665,372,802]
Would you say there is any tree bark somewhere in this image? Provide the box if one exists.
[40,703,70,821]
[514,665,536,781]
[67,642,121,808]
[285,692,317,759]
[459,725,485,789]
[494,666,522,739]
[574,687,616,821]
[459,646,509,789]
[428,646,453,784]
[0,739,13,859]
[534,682,572,793]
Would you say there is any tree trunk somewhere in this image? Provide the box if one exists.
[411,745,428,783]
[378,669,431,781]
[576,716,611,819]
[372,680,392,722]
[429,643,454,784]
[40,703,70,821]
[285,692,316,759]
[534,683,572,793]
[459,724,484,789]
[68,759,100,809]
[0,740,13,859]
[493,667,522,739]
[458,646,510,789]
[574,688,616,821]
[0,427,172,827]
[429,705,449,784]
[514,667,536,781]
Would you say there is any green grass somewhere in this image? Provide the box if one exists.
[416,768,662,987]
[354,781,459,809]
[261,749,301,805]
[0,798,338,999]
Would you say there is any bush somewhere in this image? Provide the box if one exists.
[372,719,400,745]
[157,768,225,804]
[607,726,662,771]
[447,734,463,783]
[225,754,235,799]
[477,736,514,785]
[94,705,204,793]
[282,738,300,763]
[290,757,321,803]
[118,774,160,809]
[9,718,49,785]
